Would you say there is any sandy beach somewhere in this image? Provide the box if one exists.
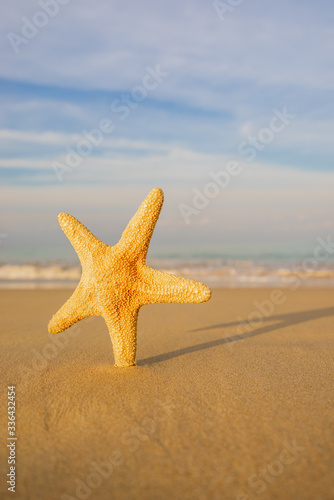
[1,287,334,500]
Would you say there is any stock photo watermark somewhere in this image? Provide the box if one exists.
[222,231,334,353]
[17,318,91,385]
[61,398,176,500]
[283,234,334,290]
[7,386,16,493]
[213,0,243,21]
[52,64,169,182]
[7,0,71,54]
[236,439,305,499]
[179,106,296,224]
[237,108,296,161]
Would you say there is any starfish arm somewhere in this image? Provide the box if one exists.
[117,188,164,259]
[58,212,108,266]
[48,188,212,368]
[101,306,140,367]
[48,281,95,334]
[139,267,211,305]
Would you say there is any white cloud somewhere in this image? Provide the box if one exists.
[1,135,334,191]
[2,0,334,109]
[1,0,333,257]
[0,128,170,151]
[2,164,333,251]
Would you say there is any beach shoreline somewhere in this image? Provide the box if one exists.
[1,256,334,289]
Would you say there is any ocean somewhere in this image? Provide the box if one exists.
[1,242,334,288]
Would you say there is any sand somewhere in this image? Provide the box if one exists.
[1,287,334,500]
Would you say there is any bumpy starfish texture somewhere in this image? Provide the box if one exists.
[48,188,211,367]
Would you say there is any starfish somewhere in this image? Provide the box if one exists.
[48,188,211,367]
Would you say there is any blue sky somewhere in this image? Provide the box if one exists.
[1,0,334,260]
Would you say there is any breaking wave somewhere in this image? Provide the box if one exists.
[1,258,334,288]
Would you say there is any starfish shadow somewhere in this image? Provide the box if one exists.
[139,306,334,365]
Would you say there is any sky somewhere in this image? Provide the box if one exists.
[1,0,334,261]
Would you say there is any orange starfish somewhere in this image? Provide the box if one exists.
[48,188,211,367]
